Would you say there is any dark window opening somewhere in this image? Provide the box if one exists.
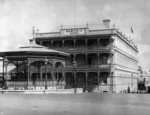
[88,58,92,65]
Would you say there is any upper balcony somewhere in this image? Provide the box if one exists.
[59,53,113,71]
[63,63,113,72]
[36,37,114,53]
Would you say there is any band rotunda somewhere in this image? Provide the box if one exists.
[0,19,138,93]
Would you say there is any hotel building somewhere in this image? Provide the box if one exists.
[35,19,139,93]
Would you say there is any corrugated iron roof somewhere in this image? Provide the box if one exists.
[0,43,70,57]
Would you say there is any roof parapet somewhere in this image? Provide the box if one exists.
[116,29,138,51]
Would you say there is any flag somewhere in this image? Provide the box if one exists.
[131,26,134,33]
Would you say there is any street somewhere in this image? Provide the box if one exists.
[0,93,150,115]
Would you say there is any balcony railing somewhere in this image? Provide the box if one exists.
[62,64,113,70]
[98,64,112,70]
[7,80,66,89]
[65,64,112,69]
[52,45,113,51]
[65,64,97,69]
[7,81,27,88]
[86,64,98,68]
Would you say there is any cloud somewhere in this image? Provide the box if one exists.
[138,24,150,44]
[103,4,112,13]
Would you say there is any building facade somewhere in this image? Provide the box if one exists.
[35,19,138,93]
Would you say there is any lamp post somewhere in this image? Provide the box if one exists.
[73,59,77,93]
[44,58,48,90]
[131,74,133,92]
[4,58,9,89]
[27,62,30,90]
[55,64,58,91]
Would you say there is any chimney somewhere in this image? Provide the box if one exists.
[103,19,111,28]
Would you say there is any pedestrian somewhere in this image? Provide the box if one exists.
[127,86,130,93]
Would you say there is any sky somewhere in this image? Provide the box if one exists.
[0,0,150,71]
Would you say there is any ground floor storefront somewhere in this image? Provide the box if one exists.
[4,71,111,92]
[1,70,138,93]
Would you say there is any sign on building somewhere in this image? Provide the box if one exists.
[64,28,85,36]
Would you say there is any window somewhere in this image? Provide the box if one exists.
[88,58,92,65]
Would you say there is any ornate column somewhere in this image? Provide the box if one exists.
[73,59,77,93]
[51,40,53,48]
[52,68,55,81]
[44,58,48,89]
[86,39,88,51]
[16,60,19,80]
[48,41,51,48]
[4,58,9,89]
[98,53,100,91]
[97,38,99,48]
[74,39,76,48]
[40,71,42,80]
[37,62,40,80]
[62,40,64,50]
[63,71,65,81]
[62,71,66,88]
[86,70,88,91]
[2,59,4,88]
[51,63,56,86]
[27,58,30,89]
[86,53,88,69]
[97,70,100,91]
